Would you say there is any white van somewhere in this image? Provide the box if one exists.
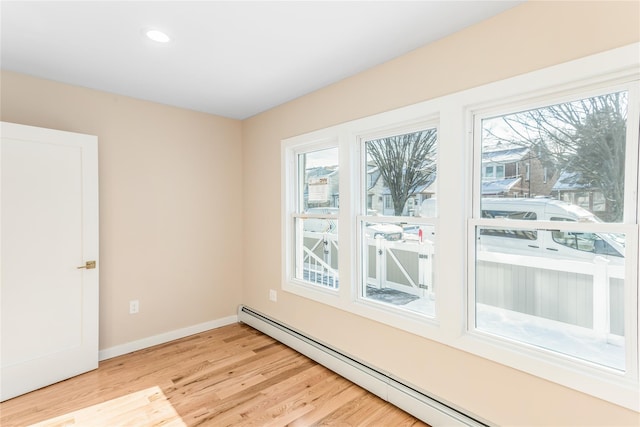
[478,197,624,264]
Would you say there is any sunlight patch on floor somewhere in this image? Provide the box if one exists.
[28,386,186,427]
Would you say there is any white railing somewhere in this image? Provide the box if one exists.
[302,232,338,288]
[477,250,625,338]
[301,230,624,338]
[366,237,435,299]
[301,231,435,296]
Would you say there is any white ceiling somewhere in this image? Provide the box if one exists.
[1,1,523,119]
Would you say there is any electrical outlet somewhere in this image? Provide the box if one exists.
[129,299,139,314]
[269,289,277,302]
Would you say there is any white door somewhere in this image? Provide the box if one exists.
[1,122,99,401]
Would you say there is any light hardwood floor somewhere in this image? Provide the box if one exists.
[0,323,429,426]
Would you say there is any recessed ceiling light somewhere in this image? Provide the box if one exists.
[145,29,171,43]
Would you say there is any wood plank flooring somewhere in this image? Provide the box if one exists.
[0,323,429,426]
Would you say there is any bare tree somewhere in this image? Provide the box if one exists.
[367,129,437,216]
[488,92,627,221]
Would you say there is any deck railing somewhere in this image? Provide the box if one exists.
[302,230,624,338]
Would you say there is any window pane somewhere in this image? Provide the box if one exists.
[361,128,437,316]
[365,128,437,216]
[475,225,625,370]
[361,221,435,316]
[295,146,339,289]
[299,147,339,213]
[481,91,628,223]
[295,217,338,289]
[474,90,632,372]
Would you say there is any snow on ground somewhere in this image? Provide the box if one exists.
[312,273,624,371]
[395,293,623,370]
[476,303,624,370]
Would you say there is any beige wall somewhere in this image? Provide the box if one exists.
[242,2,640,426]
[0,71,244,350]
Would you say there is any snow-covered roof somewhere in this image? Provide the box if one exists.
[552,171,592,191]
[306,166,337,178]
[413,174,437,194]
[482,146,529,164]
[481,177,521,194]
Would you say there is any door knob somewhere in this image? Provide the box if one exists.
[77,260,96,269]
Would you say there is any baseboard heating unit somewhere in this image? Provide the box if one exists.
[237,305,488,427]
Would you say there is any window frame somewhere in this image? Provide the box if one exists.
[355,121,440,319]
[282,134,342,301]
[281,43,640,410]
[464,64,639,409]
[282,109,446,338]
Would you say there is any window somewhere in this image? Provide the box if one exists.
[471,88,636,373]
[291,146,340,290]
[359,127,438,317]
[483,164,505,181]
[283,44,639,410]
[283,115,443,334]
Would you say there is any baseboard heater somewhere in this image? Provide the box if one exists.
[237,305,488,427]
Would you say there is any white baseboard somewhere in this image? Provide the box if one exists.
[237,305,487,427]
[98,315,238,361]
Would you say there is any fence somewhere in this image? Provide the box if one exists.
[476,250,625,337]
[302,230,624,338]
[302,232,339,288]
[365,237,435,298]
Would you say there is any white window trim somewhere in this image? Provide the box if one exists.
[354,120,440,317]
[460,46,640,410]
[282,133,342,302]
[281,42,640,410]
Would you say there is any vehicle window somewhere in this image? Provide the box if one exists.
[549,216,621,256]
[480,228,537,240]
[550,217,573,222]
[482,210,537,220]
[551,230,622,256]
[480,210,537,239]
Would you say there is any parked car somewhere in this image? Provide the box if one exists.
[303,207,403,240]
[365,223,403,241]
[477,197,624,264]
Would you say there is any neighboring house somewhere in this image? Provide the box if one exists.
[366,165,385,214]
[305,166,339,208]
[367,164,436,216]
[481,144,559,198]
[551,171,609,220]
